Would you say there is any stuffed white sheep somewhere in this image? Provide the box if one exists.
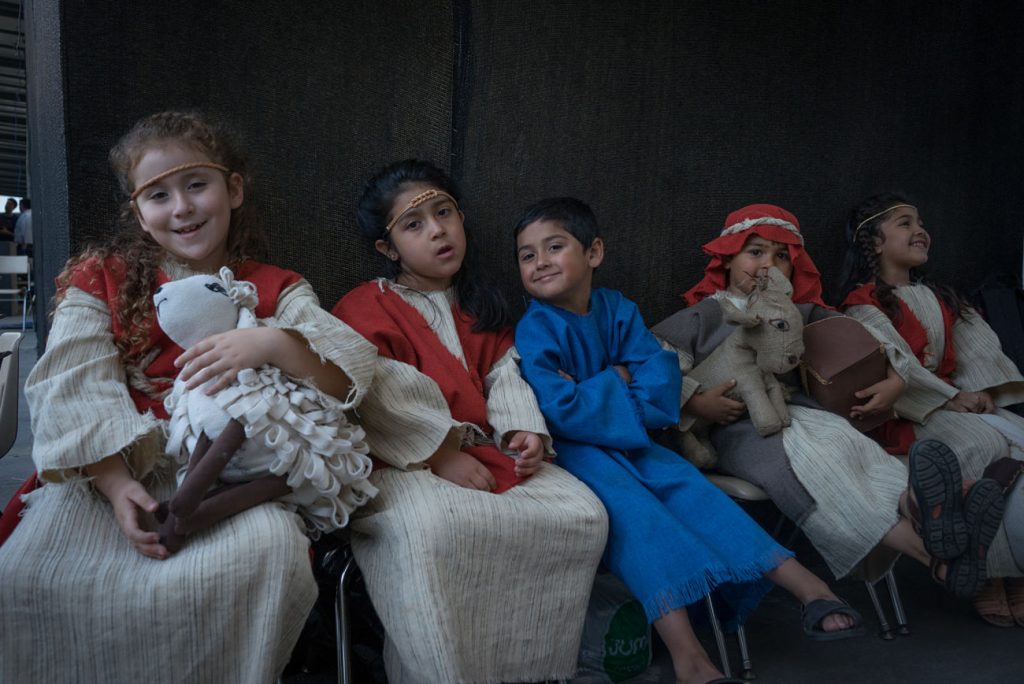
[155,267,376,552]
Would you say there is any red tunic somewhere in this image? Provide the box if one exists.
[0,258,302,546]
[843,282,958,454]
[332,281,524,493]
[69,257,302,416]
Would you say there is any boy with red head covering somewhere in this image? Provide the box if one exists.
[653,205,991,598]
[681,204,827,307]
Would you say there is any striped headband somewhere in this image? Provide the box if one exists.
[720,216,804,244]
[852,204,916,241]
[384,189,460,233]
[130,162,230,201]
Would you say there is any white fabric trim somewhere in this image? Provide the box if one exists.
[720,217,804,244]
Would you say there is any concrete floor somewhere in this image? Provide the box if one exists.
[3,329,1022,684]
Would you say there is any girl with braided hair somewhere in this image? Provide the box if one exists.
[838,192,1024,626]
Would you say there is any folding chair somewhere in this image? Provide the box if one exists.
[0,331,21,458]
[0,333,24,539]
[316,534,359,684]
[704,474,769,680]
[333,546,359,684]
[0,256,32,331]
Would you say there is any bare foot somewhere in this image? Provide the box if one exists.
[672,653,724,684]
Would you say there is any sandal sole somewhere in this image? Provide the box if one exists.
[909,439,968,560]
[947,479,1005,599]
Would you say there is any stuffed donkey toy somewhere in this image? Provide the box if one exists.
[154,267,376,552]
[676,266,805,468]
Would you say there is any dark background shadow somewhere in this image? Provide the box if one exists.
[27,0,1023,335]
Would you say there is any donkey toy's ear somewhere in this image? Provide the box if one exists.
[762,266,794,297]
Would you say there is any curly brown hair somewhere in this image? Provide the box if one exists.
[56,111,267,372]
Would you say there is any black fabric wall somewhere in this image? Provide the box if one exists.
[30,0,455,330]
[28,0,1024,338]
[459,0,1024,322]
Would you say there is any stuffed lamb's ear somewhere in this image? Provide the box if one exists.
[219,266,259,317]
[721,297,761,328]
[217,266,259,329]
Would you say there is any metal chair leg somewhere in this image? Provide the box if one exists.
[335,555,357,684]
[863,580,894,640]
[770,511,788,539]
[736,625,755,680]
[884,569,910,635]
[704,595,732,677]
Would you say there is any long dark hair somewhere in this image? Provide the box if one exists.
[836,191,967,322]
[355,159,511,331]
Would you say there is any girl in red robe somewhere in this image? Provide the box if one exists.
[839,192,1024,627]
[332,159,608,683]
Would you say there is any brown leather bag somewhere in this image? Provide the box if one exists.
[800,316,892,432]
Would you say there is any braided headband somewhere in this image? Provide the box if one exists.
[852,204,916,241]
[384,189,460,233]
[720,216,804,244]
[130,162,230,201]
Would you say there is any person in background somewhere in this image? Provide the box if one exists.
[14,197,31,256]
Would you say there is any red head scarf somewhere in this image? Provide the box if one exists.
[682,203,828,307]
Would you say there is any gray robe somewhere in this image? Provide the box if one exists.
[651,298,833,524]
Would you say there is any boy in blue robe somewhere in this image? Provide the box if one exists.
[513,197,865,684]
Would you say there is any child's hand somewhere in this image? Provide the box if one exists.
[974,391,997,413]
[683,379,745,424]
[850,367,905,419]
[86,455,167,560]
[426,447,497,491]
[613,364,632,384]
[945,390,995,414]
[176,327,285,394]
[507,431,545,477]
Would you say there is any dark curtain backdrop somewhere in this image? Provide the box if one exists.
[40,0,455,316]
[28,0,1023,337]
[459,0,1024,322]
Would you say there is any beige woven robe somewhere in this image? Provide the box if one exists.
[345,283,608,684]
[846,284,1024,576]
[0,264,378,684]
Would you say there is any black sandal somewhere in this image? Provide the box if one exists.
[908,439,968,560]
[801,598,866,641]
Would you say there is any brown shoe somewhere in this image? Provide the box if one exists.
[973,578,1014,627]
[1005,577,1024,628]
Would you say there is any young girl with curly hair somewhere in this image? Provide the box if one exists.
[0,111,378,681]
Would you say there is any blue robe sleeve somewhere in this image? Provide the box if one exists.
[609,294,683,430]
[516,309,651,451]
